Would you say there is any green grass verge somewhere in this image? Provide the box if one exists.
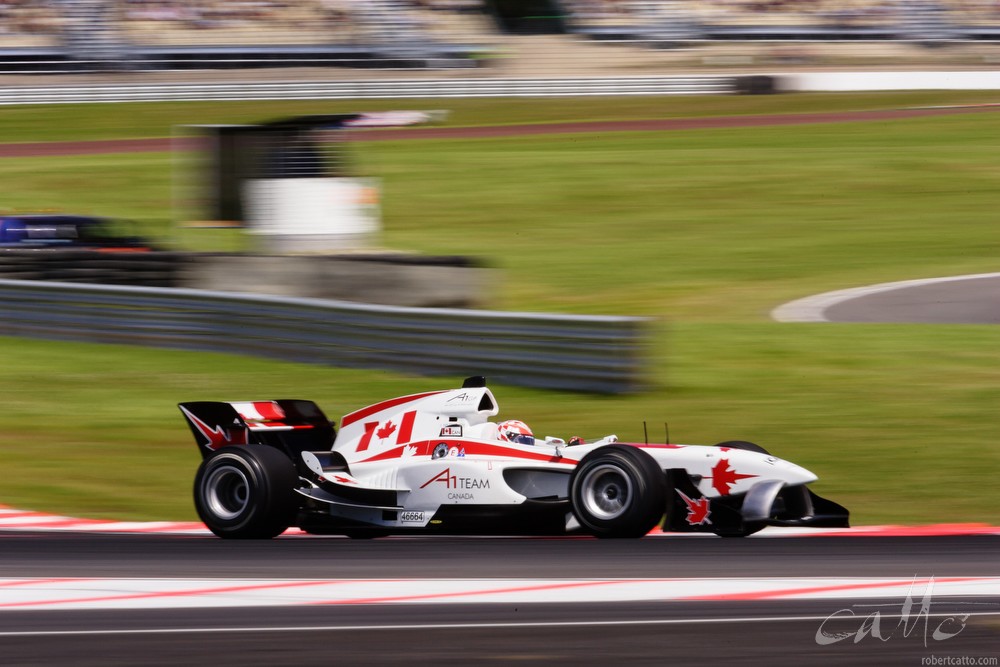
[2,91,1000,143]
[2,92,1000,525]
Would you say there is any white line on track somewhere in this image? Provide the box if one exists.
[3,611,1000,637]
[2,504,1000,538]
[771,272,1000,322]
[3,577,1000,611]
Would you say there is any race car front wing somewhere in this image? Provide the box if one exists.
[663,468,850,536]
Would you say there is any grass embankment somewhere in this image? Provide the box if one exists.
[1,92,999,524]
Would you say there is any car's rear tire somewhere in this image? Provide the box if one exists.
[194,446,299,539]
[570,445,667,538]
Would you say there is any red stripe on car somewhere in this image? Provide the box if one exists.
[356,440,578,465]
[340,391,446,428]
[252,401,285,421]
[396,410,416,444]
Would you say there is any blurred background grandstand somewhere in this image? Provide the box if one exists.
[1,0,1000,74]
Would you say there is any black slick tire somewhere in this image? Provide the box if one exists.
[569,445,667,538]
[193,445,299,539]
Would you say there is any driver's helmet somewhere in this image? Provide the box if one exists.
[497,419,535,446]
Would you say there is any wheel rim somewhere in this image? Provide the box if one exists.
[204,464,250,520]
[579,464,632,520]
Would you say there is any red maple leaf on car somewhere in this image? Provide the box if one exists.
[710,458,757,496]
[676,490,712,526]
[376,420,396,440]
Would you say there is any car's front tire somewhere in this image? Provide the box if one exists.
[194,446,299,539]
[569,445,667,538]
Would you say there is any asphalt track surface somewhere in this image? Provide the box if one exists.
[1,531,998,665]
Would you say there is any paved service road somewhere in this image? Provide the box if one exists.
[773,273,1000,324]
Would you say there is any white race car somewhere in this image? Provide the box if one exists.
[180,377,849,539]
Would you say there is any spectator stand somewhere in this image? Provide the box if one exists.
[0,0,492,72]
[560,0,989,44]
[1,1,999,74]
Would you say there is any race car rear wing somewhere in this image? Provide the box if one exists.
[178,400,336,461]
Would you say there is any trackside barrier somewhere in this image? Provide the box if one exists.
[4,72,1000,106]
[0,76,734,105]
[0,279,649,394]
[778,71,1000,91]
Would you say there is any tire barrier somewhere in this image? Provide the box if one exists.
[0,249,184,286]
[0,251,488,308]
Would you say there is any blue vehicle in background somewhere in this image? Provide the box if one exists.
[0,214,152,251]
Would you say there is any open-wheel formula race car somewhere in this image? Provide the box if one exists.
[180,377,849,539]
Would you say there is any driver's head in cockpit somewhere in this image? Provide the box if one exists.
[497,419,535,446]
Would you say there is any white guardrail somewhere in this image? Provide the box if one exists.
[0,76,735,105]
[4,72,1000,105]
[0,279,649,394]
[778,71,1000,91]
